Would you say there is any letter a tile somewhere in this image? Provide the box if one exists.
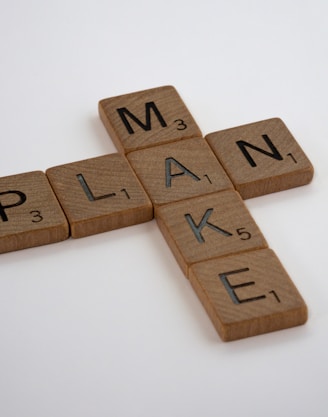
[99,86,202,153]
[46,154,153,238]
[127,137,233,208]
[189,249,308,341]
[0,171,69,254]
[156,191,268,276]
[206,118,314,199]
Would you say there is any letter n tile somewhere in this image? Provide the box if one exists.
[206,118,314,199]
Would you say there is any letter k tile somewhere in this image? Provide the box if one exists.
[155,190,268,276]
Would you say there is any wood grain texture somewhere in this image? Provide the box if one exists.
[99,86,202,154]
[127,137,233,207]
[156,191,268,276]
[206,118,314,199]
[46,154,153,238]
[0,171,69,253]
[189,249,308,341]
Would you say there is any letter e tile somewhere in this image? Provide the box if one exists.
[206,118,314,199]
[0,171,69,253]
[99,86,202,153]
[46,154,153,238]
[156,190,267,276]
[189,249,308,341]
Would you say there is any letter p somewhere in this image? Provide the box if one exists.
[0,190,27,222]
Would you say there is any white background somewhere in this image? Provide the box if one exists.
[0,1,327,416]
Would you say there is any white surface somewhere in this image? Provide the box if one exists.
[0,1,327,416]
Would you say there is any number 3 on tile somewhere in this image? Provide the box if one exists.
[174,119,187,130]
[30,210,43,223]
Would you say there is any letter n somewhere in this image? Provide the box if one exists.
[236,134,283,167]
[117,101,167,134]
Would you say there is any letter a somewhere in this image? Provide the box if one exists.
[165,157,201,187]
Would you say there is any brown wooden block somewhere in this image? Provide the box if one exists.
[206,118,314,199]
[0,171,69,254]
[189,248,307,341]
[127,138,233,207]
[46,154,153,238]
[98,85,202,154]
[156,191,267,276]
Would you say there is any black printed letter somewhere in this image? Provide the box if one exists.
[185,208,232,243]
[219,268,266,304]
[117,101,167,134]
[0,190,27,222]
[77,174,116,201]
[165,157,201,187]
[236,134,283,167]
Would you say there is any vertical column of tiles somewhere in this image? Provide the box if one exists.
[155,190,268,277]
[0,171,69,254]
[127,137,233,208]
[46,154,153,238]
[189,249,308,341]
[206,118,314,199]
[99,85,202,154]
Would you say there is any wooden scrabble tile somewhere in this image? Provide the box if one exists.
[99,85,202,153]
[46,153,153,238]
[0,171,69,254]
[189,248,308,341]
[206,118,314,199]
[156,191,267,276]
[127,137,233,207]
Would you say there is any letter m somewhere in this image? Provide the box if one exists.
[116,101,167,134]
